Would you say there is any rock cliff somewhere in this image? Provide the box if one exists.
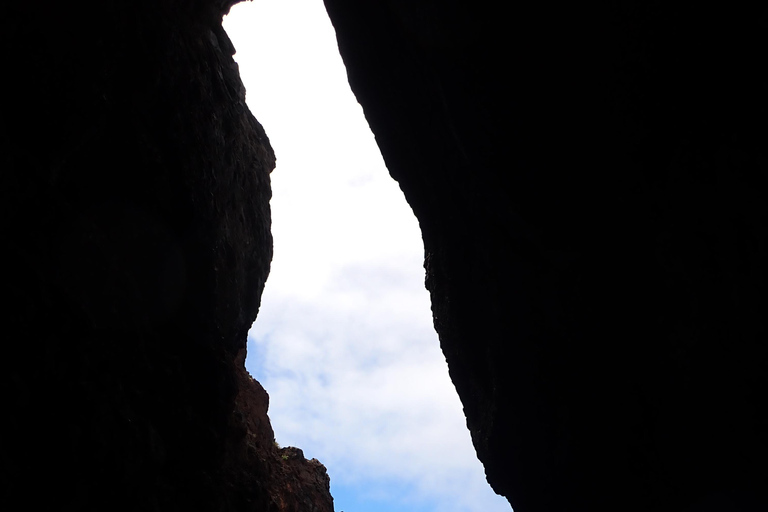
[2,1,331,511]
[322,1,767,511]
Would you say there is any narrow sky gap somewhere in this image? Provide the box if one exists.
[223,2,510,511]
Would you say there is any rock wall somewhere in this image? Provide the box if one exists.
[322,1,768,511]
[2,1,331,511]
[5,1,767,511]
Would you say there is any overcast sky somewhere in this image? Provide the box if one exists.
[223,2,511,511]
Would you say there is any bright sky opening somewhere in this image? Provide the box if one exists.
[223,2,511,511]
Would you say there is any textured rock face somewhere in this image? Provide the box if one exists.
[322,2,767,511]
[2,2,331,511]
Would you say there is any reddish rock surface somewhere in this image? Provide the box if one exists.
[230,350,334,512]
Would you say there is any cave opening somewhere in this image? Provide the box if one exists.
[223,1,509,511]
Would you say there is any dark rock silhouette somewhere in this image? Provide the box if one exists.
[3,1,766,511]
[322,1,767,511]
[2,2,330,511]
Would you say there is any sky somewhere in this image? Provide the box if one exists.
[222,2,511,511]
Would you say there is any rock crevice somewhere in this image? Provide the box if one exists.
[4,1,767,512]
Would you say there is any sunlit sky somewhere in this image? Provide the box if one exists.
[223,2,510,511]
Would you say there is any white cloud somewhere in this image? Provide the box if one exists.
[249,288,503,510]
[224,1,510,510]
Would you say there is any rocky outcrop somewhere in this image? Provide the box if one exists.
[2,2,331,511]
[322,1,767,511]
[233,350,334,512]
